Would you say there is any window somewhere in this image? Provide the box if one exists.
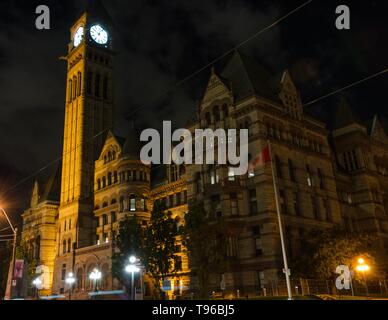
[86,71,93,95]
[176,193,182,206]
[62,240,67,255]
[102,177,106,188]
[222,104,228,118]
[97,179,101,190]
[34,236,41,260]
[140,198,146,211]
[317,168,324,189]
[67,239,71,253]
[111,212,116,223]
[95,73,101,97]
[103,76,108,100]
[306,164,313,187]
[130,196,136,211]
[102,214,108,225]
[275,156,282,178]
[77,72,82,96]
[230,193,238,216]
[68,79,73,102]
[324,200,332,222]
[114,171,118,183]
[108,172,112,185]
[210,167,219,185]
[205,112,211,126]
[174,256,182,271]
[61,264,67,281]
[213,105,220,123]
[228,167,236,181]
[169,195,174,208]
[312,196,319,220]
[279,190,287,215]
[288,159,295,182]
[255,238,263,256]
[183,190,187,203]
[249,189,258,215]
[293,192,300,216]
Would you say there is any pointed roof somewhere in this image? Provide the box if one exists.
[220,50,278,101]
[80,0,114,26]
[331,94,362,130]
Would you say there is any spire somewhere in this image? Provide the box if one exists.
[80,0,114,26]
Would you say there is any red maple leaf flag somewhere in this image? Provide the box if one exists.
[248,145,271,171]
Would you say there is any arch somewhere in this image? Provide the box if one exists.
[76,267,84,291]
[101,263,110,290]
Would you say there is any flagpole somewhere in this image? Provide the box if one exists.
[267,140,293,300]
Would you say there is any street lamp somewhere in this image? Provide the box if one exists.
[32,277,42,299]
[125,256,140,300]
[356,257,370,296]
[65,272,76,300]
[1,206,18,300]
[89,268,102,292]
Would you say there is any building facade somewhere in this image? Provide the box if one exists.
[19,1,388,299]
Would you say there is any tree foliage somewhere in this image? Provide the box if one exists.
[112,202,179,298]
[181,200,227,299]
[291,227,375,280]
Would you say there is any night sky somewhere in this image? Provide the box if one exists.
[0,0,387,225]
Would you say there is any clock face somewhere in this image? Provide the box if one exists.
[73,26,84,47]
[90,24,109,45]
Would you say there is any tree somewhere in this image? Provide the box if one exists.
[291,227,375,280]
[112,202,179,299]
[143,202,179,298]
[181,200,227,299]
[112,215,144,294]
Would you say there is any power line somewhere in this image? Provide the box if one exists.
[304,68,388,107]
[2,0,314,197]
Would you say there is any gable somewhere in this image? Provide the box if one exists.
[98,131,124,162]
[371,117,388,145]
[201,71,232,109]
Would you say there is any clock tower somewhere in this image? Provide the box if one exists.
[54,0,114,291]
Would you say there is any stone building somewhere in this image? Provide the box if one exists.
[19,0,388,299]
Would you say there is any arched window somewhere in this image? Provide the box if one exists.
[275,156,282,179]
[102,177,106,188]
[113,171,118,183]
[222,104,228,118]
[67,239,71,253]
[86,71,93,95]
[97,179,101,190]
[68,79,73,102]
[77,72,82,96]
[205,112,211,126]
[63,240,67,255]
[73,76,77,99]
[129,195,136,212]
[76,268,84,291]
[213,105,220,123]
[103,76,108,100]
[95,73,101,97]
[108,172,112,185]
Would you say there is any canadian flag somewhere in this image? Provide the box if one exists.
[248,145,271,171]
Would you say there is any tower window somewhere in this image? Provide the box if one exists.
[95,74,101,97]
[68,79,73,102]
[103,76,108,100]
[87,71,93,95]
[77,72,82,96]
[73,76,77,99]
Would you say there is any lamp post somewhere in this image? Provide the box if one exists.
[32,277,42,300]
[356,258,370,296]
[125,256,140,300]
[65,272,76,300]
[1,207,17,300]
[89,269,102,292]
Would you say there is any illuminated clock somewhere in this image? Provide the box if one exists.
[90,24,109,45]
[73,26,84,47]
